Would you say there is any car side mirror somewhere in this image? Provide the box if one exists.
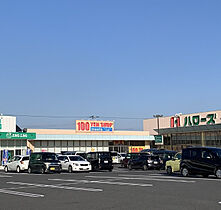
[64,159,69,163]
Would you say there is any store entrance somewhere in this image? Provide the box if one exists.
[108,141,129,153]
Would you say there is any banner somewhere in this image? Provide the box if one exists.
[129,146,146,153]
[76,120,114,132]
[2,149,8,165]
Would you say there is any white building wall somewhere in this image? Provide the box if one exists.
[0,116,16,132]
[32,140,109,153]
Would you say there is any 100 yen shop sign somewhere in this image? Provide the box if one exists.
[76,120,114,132]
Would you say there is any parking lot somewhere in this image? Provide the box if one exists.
[0,166,220,210]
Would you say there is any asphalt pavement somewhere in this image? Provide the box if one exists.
[0,166,220,210]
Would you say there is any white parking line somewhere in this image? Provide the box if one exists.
[7,181,103,192]
[121,174,221,182]
[0,188,44,198]
[0,175,12,178]
[86,175,196,183]
[48,178,153,187]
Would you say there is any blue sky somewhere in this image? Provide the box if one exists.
[0,0,221,130]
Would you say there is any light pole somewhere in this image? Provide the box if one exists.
[153,114,163,135]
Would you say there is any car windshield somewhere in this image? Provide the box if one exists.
[43,153,58,161]
[69,156,85,161]
[99,152,111,158]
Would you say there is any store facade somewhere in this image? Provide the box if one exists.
[0,116,36,165]
[27,130,154,154]
[143,110,221,151]
[27,120,154,153]
[0,117,154,164]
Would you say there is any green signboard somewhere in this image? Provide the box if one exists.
[154,135,163,144]
[0,132,36,139]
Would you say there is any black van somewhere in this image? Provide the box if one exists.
[86,152,113,171]
[28,152,61,174]
[180,147,221,178]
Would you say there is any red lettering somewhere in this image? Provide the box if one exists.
[86,122,90,131]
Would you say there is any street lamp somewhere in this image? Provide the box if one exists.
[153,114,163,135]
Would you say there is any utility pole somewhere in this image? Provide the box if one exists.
[153,114,163,135]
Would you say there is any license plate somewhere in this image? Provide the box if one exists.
[104,161,108,163]
[154,161,158,164]
[50,167,55,170]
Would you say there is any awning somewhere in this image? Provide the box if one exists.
[154,123,221,135]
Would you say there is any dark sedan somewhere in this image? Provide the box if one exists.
[128,155,162,170]
[121,153,140,168]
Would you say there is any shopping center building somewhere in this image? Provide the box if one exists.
[143,110,221,151]
[0,116,36,164]
[0,117,154,164]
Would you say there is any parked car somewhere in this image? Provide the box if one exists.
[128,155,162,170]
[140,148,158,155]
[110,151,123,164]
[121,153,140,168]
[28,152,61,174]
[61,151,87,159]
[119,153,126,160]
[180,147,221,178]
[58,155,91,172]
[86,152,113,171]
[4,155,29,173]
[153,150,177,169]
[165,152,182,174]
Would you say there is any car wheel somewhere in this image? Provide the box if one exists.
[41,167,45,174]
[4,166,8,173]
[16,166,21,173]
[128,164,132,170]
[143,164,148,171]
[68,166,73,173]
[181,167,189,177]
[166,166,172,175]
[109,169,112,172]
[215,168,221,179]
[28,167,32,174]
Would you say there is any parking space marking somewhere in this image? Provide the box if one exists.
[48,178,153,187]
[0,175,12,178]
[0,188,44,198]
[7,181,103,192]
[122,174,221,182]
[86,175,196,183]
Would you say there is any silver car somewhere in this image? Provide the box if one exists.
[4,155,29,173]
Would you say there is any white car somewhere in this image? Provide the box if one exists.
[111,152,123,164]
[4,155,30,173]
[58,155,92,172]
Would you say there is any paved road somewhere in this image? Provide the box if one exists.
[0,166,220,210]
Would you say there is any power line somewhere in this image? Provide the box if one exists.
[4,113,148,120]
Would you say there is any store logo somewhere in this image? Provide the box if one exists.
[170,113,217,128]
[184,114,216,127]
[170,116,180,128]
